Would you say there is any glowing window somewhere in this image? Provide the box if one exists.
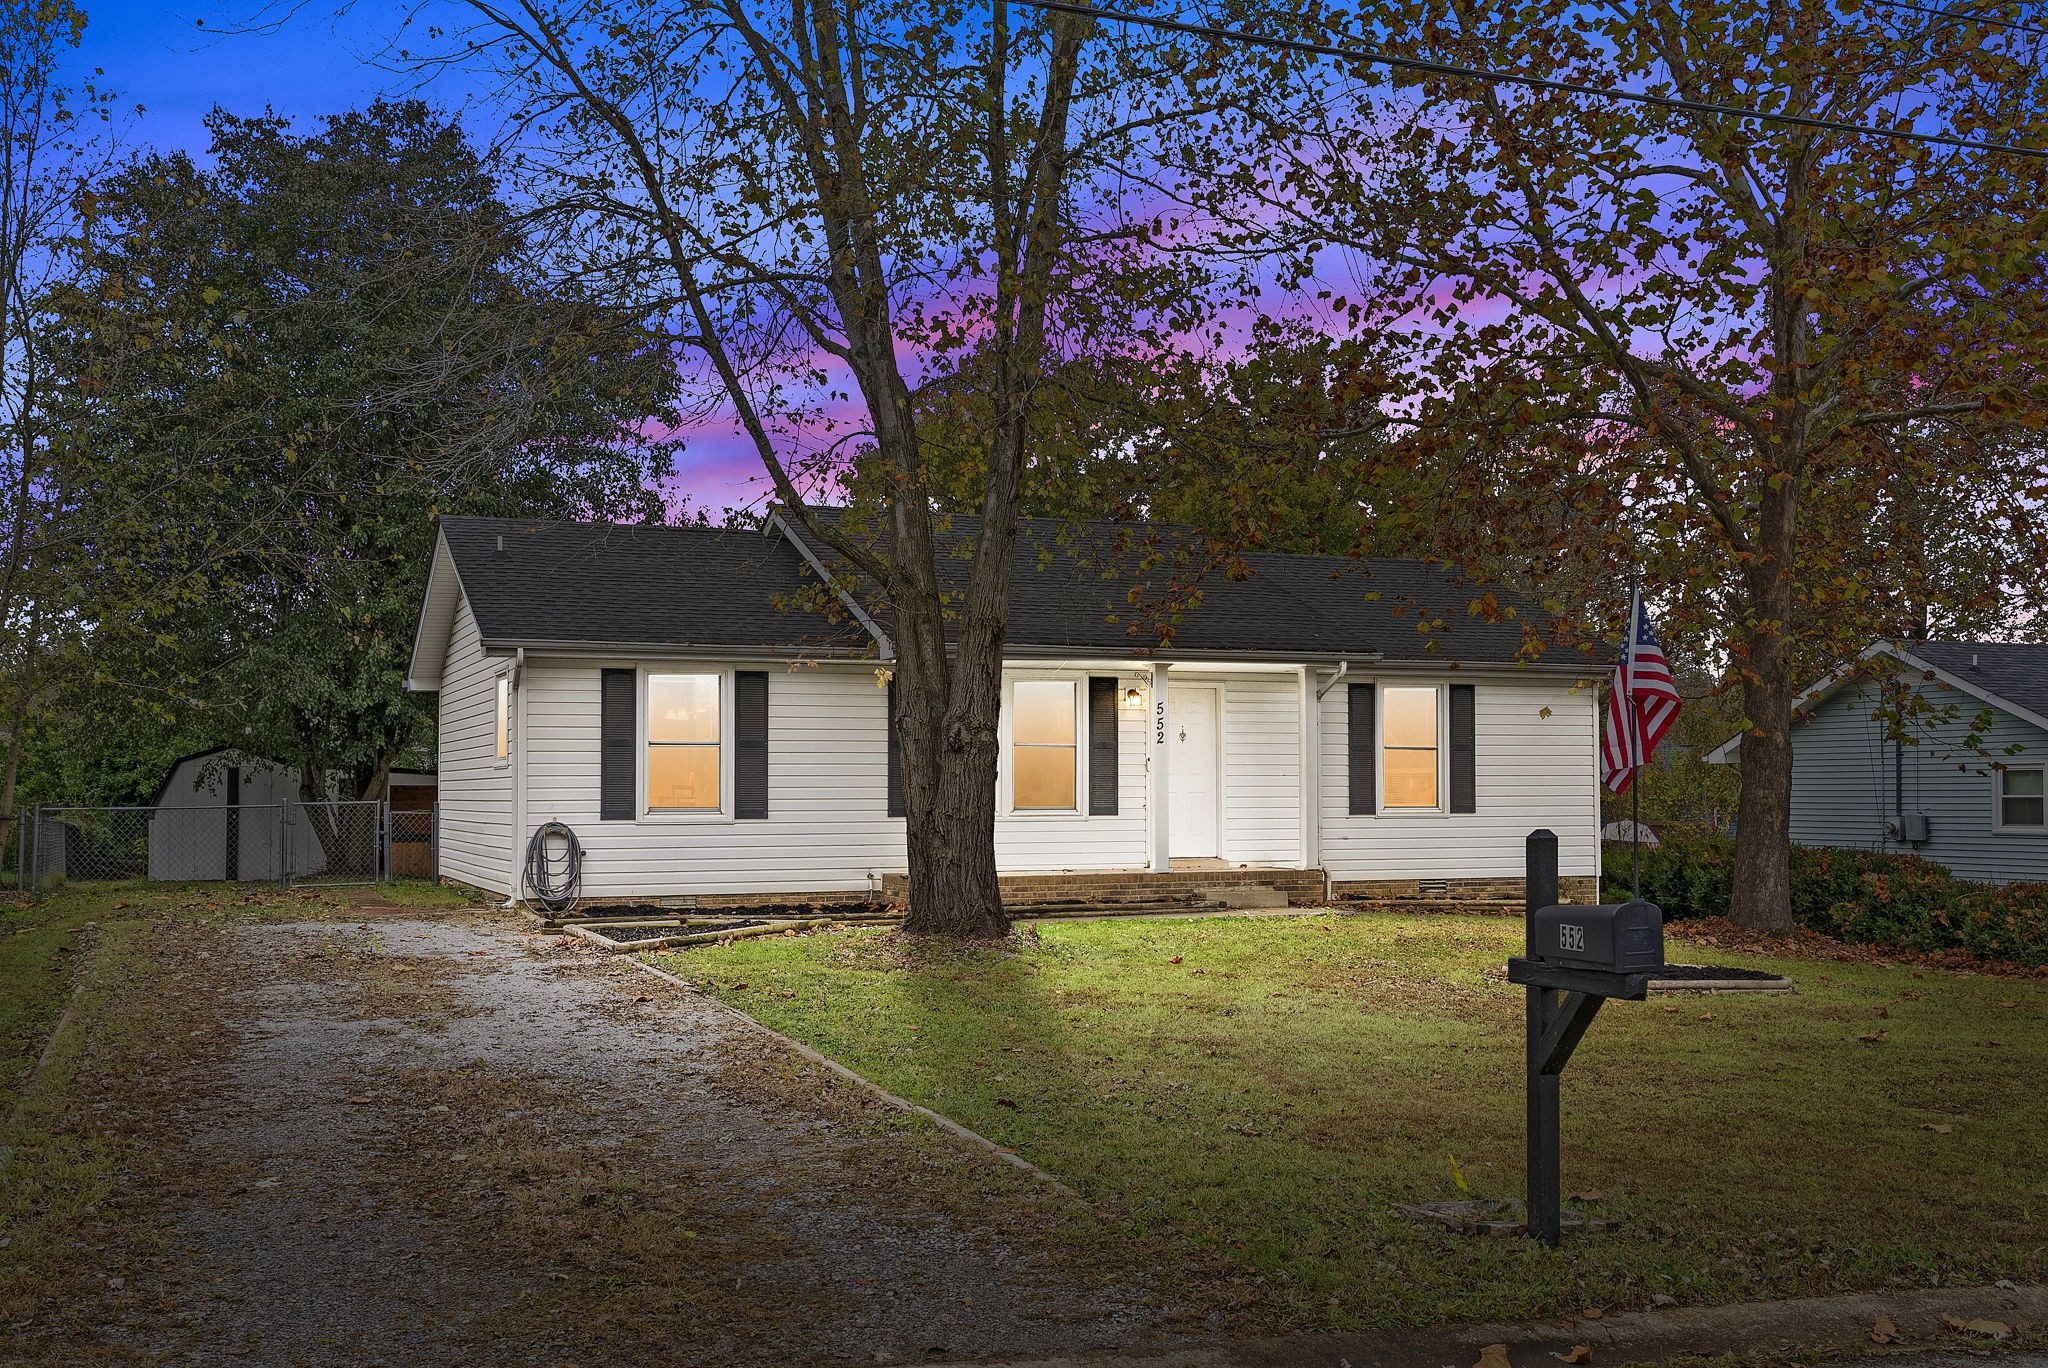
[1011,680,1077,810]
[647,674,721,811]
[1381,685,1440,809]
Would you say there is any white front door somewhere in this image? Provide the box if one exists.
[1168,685,1220,858]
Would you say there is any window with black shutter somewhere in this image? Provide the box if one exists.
[1087,676,1119,815]
[1449,683,1476,814]
[599,668,636,820]
[735,672,769,819]
[1347,682,1376,816]
[886,678,904,817]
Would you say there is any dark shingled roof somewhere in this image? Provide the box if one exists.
[437,512,1593,667]
[1904,640,2048,721]
[440,516,870,653]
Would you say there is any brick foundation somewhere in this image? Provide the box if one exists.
[1329,874,1600,905]
[880,866,1327,907]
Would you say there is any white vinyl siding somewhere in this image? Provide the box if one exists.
[435,593,515,894]
[994,670,1150,871]
[1320,674,1601,882]
[1214,673,1304,865]
[523,660,900,898]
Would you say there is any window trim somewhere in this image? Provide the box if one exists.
[1002,674,1085,816]
[1991,762,2047,834]
[638,668,733,822]
[1377,681,1447,815]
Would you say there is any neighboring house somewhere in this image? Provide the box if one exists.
[147,747,330,881]
[405,514,1610,906]
[1704,640,2048,884]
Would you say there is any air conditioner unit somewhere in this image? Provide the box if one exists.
[1884,813,1931,844]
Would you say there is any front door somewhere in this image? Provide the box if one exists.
[1168,685,1220,858]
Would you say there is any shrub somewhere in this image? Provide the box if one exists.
[1599,837,2048,967]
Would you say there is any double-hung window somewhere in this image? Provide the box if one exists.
[647,673,721,811]
[1011,679,1078,810]
[1995,765,2045,832]
[1381,685,1441,809]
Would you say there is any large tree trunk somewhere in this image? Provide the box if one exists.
[896,672,1006,938]
[891,541,1012,939]
[1728,459,1800,932]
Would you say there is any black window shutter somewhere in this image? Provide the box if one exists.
[1087,676,1119,816]
[735,672,769,819]
[1347,682,1376,816]
[1449,683,1476,814]
[886,679,904,817]
[599,668,636,820]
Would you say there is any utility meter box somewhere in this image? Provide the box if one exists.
[1533,900,1665,973]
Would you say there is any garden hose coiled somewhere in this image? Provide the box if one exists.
[522,820,584,915]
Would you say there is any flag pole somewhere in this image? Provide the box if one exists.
[1628,581,1642,900]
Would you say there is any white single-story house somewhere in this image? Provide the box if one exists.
[1706,639,2047,884]
[404,513,1609,907]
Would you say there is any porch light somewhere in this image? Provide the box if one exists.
[1123,686,1144,710]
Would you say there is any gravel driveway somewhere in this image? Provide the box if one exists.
[36,906,1180,1368]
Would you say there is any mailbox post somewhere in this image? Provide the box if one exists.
[1509,829,1664,1246]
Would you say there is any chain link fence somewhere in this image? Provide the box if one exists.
[20,800,432,892]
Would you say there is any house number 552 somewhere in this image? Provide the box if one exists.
[1155,700,1167,746]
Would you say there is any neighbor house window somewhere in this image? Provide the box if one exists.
[1381,685,1440,809]
[495,677,510,761]
[1996,765,2045,831]
[1011,679,1078,810]
[647,673,721,811]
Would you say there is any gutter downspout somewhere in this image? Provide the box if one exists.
[507,647,526,908]
[1316,659,1353,700]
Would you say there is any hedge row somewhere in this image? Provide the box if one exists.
[1599,835,2048,968]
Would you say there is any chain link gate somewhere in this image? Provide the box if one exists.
[22,799,400,892]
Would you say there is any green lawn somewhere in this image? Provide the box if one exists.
[662,913,2048,1331]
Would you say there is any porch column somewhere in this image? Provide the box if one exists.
[1148,662,1169,873]
[1299,665,1318,871]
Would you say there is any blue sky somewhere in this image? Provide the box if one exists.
[72,0,449,153]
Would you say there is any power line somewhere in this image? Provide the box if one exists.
[1011,0,2048,159]
[1864,0,2048,40]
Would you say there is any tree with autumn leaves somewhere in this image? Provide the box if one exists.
[1176,0,2048,928]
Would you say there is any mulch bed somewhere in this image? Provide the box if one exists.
[1670,917,2048,978]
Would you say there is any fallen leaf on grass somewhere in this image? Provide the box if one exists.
[994,1097,1020,1111]
[1697,1013,1716,1022]
[1902,989,1923,1000]
[1581,1307,1605,1320]
[1568,1189,1604,1203]
[1921,1123,1954,1134]
[634,995,654,1003]
[1858,1030,1887,1043]
[1473,1344,1512,1368]
[1942,1315,2010,1339]
[1170,955,1184,964]
[347,1096,375,1105]
[1870,1316,1902,1344]
[1554,1345,1594,1364]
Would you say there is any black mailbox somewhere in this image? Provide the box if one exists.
[1533,900,1664,973]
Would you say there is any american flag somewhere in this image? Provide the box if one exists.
[1601,589,1683,793]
